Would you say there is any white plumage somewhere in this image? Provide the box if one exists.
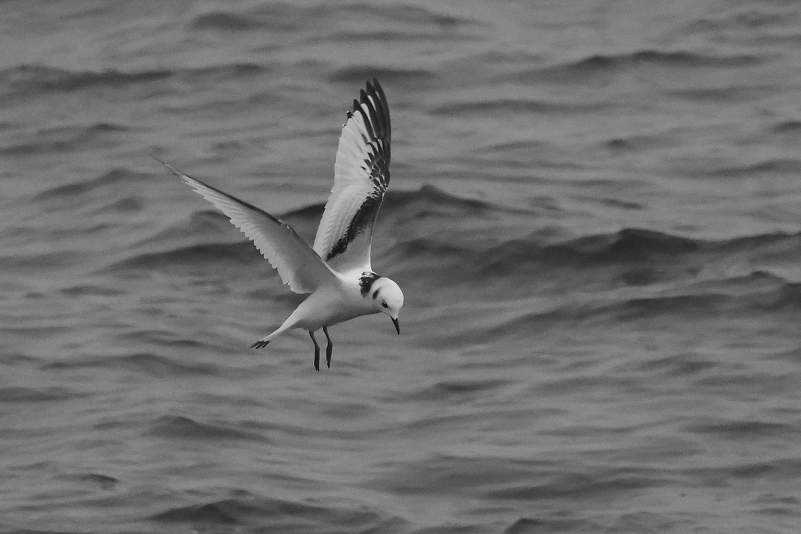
[314,80,391,272]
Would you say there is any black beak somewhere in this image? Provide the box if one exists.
[391,317,400,335]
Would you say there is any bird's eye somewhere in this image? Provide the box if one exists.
[381,301,388,308]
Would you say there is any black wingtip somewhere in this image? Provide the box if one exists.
[150,154,185,180]
[150,153,169,169]
[250,340,270,349]
[365,79,390,142]
[367,79,381,99]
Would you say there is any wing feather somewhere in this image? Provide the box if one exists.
[156,158,337,294]
[313,79,391,272]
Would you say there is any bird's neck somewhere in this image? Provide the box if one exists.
[358,271,381,297]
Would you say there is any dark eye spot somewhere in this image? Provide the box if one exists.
[372,290,379,299]
[381,301,388,309]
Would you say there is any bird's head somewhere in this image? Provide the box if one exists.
[368,277,404,334]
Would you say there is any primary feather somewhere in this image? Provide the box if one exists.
[155,158,337,294]
[313,79,391,272]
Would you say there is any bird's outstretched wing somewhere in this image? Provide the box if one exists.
[313,79,391,273]
[156,158,338,294]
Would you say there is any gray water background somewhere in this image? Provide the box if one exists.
[2,1,801,532]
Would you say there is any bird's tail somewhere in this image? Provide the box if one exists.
[249,321,294,349]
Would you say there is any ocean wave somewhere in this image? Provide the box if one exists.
[117,181,801,291]
[0,385,83,403]
[145,415,268,442]
[686,419,796,440]
[369,454,540,497]
[495,269,799,326]
[513,49,765,84]
[402,378,510,403]
[58,284,126,297]
[503,517,587,534]
[35,168,153,205]
[328,66,435,87]
[152,500,239,525]
[114,329,213,351]
[36,168,124,199]
[772,120,801,134]
[340,3,471,28]
[703,158,801,177]
[106,242,261,273]
[88,179,801,326]
[380,184,501,219]
[42,352,220,377]
[1,122,129,156]
[105,185,500,272]
[86,195,144,216]
[474,228,702,277]
[180,62,267,83]
[0,63,265,101]
[488,468,657,501]
[284,184,503,241]
[0,65,171,95]
[56,472,119,491]
[150,492,398,532]
[474,278,801,342]
[429,98,606,116]
[685,6,798,35]
[667,85,776,103]
[0,250,84,272]
[135,209,234,247]
[371,453,661,507]
[479,229,801,279]
[324,2,474,30]
[639,353,719,378]
[325,30,476,44]
[191,11,283,32]
[605,293,732,321]
[569,49,762,70]
[192,2,473,35]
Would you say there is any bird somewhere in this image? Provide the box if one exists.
[155,79,403,371]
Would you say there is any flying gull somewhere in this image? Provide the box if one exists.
[155,79,403,371]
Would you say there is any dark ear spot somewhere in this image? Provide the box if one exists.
[372,290,379,299]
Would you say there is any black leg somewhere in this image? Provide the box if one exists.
[323,326,333,368]
[309,331,320,372]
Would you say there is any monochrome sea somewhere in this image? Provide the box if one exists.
[2,1,801,532]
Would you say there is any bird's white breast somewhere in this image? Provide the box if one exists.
[291,270,374,331]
